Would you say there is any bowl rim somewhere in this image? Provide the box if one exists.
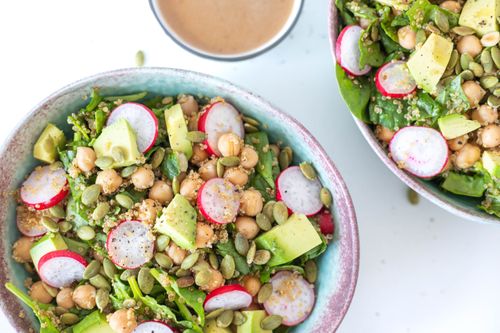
[0,67,359,332]
[327,0,498,224]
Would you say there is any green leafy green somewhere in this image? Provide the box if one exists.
[245,132,275,188]
[436,75,470,115]
[336,0,357,25]
[359,23,386,68]
[66,195,90,228]
[369,91,412,130]
[248,173,275,202]
[260,265,306,283]
[161,151,180,180]
[441,172,486,197]
[406,0,459,29]
[86,88,102,112]
[299,233,328,264]
[345,1,378,21]
[335,64,372,122]
[216,240,250,274]
[94,109,106,135]
[104,91,148,102]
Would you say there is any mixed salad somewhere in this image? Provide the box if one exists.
[335,0,500,216]
[8,89,335,333]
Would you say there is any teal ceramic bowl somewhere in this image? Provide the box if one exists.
[0,68,359,332]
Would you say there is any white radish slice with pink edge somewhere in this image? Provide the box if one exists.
[276,166,323,216]
[375,61,417,98]
[106,220,155,269]
[38,250,87,288]
[336,25,371,76]
[132,321,174,333]
[20,166,69,210]
[107,102,158,153]
[203,285,253,312]
[389,126,449,178]
[197,178,240,224]
[198,102,244,156]
[264,271,315,326]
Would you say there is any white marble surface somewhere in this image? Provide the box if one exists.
[1,1,500,332]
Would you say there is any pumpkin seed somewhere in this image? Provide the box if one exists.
[299,162,317,180]
[177,276,195,288]
[491,47,500,68]
[138,267,154,294]
[90,274,111,290]
[156,235,171,252]
[175,268,191,277]
[186,131,207,143]
[278,149,290,170]
[195,269,212,287]
[111,147,125,164]
[253,250,271,265]
[221,255,235,279]
[273,201,289,225]
[257,283,273,303]
[151,148,166,169]
[122,299,136,308]
[460,69,474,81]
[135,50,145,67]
[155,253,173,269]
[81,184,101,206]
[115,193,134,209]
[41,217,59,232]
[55,306,68,315]
[480,76,499,89]
[103,258,117,279]
[95,156,114,170]
[460,53,472,71]
[262,201,276,222]
[61,313,80,325]
[488,95,500,107]
[209,253,219,270]
[244,123,259,133]
[48,205,65,219]
[59,221,72,233]
[260,315,283,330]
[283,146,293,161]
[216,159,225,177]
[96,288,110,311]
[219,156,240,167]
[235,233,250,255]
[454,61,462,75]
[469,62,484,77]
[233,311,247,326]
[483,61,494,74]
[451,26,475,36]
[92,202,110,220]
[433,11,449,32]
[494,88,500,97]
[415,30,427,45]
[83,260,101,279]
[217,310,234,328]
[320,187,333,208]
[446,49,459,69]
[172,176,180,194]
[120,269,138,281]
[246,241,256,265]
[407,188,420,205]
[426,23,440,34]
[42,282,58,297]
[481,31,500,47]
[370,25,379,41]
[206,308,225,320]
[242,116,260,127]
[255,213,271,231]
[481,49,493,66]
[121,165,137,178]
[77,225,96,240]
[181,252,200,270]
[305,260,318,283]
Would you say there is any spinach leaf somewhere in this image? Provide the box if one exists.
[441,172,486,197]
[369,91,412,130]
[345,1,378,21]
[216,240,250,274]
[245,132,274,188]
[413,91,446,126]
[436,75,470,114]
[406,0,459,29]
[161,151,180,180]
[480,193,500,217]
[336,0,357,25]
[359,23,385,67]
[104,91,148,102]
[299,233,328,264]
[248,173,275,202]
[335,64,372,122]
[260,265,306,283]
[94,109,106,135]
[66,195,90,228]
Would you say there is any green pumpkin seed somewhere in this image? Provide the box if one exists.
[370,25,379,41]
[172,176,180,194]
[480,76,499,89]
[122,299,136,308]
[253,250,271,265]
[415,30,427,45]
[181,252,200,270]
[261,315,283,330]
[48,205,65,219]
[221,255,236,279]
[96,288,110,311]
[407,188,420,205]
[61,313,80,325]
[217,310,234,328]
[156,235,171,252]
[494,88,500,97]
[483,61,494,73]
[454,61,462,75]
[186,131,207,143]
[299,162,317,180]
[255,213,272,231]
[278,149,290,170]
[235,233,250,255]
[273,201,289,225]
[206,308,226,320]
[262,201,276,222]
[175,268,191,277]
[209,253,219,269]
[305,260,318,283]
[257,283,273,303]
[177,276,195,288]
[433,11,449,32]
[42,283,58,297]
[481,49,493,66]
[488,95,500,107]
[92,202,110,220]
[442,65,454,78]
[111,147,125,164]
[460,69,474,81]
[151,148,166,169]
[447,49,459,69]
[451,26,475,36]
[41,217,59,232]
[59,221,72,233]
[77,225,96,241]
[103,258,117,279]
[138,267,154,294]
[83,260,101,279]
[115,193,134,209]
[81,184,101,206]
[491,47,500,68]
[242,116,260,127]
[244,123,259,133]
[469,62,484,77]
[320,187,333,208]
[90,274,111,290]
[233,311,247,326]
[121,165,137,178]
[195,269,212,287]
[54,306,68,315]
[219,156,240,167]
[216,159,225,177]
[95,156,114,170]
[120,269,139,281]
[246,241,256,265]
[135,50,145,67]
[155,253,173,269]
[426,23,440,34]
[460,53,472,71]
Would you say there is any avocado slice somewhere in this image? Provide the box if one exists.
[438,114,481,139]
[237,311,272,333]
[30,233,67,270]
[72,310,114,333]
[204,320,232,333]
[459,0,499,35]
[165,104,192,159]
[483,151,500,178]
[255,214,322,267]
[407,33,453,94]
[155,194,197,250]
[33,123,66,164]
[93,118,141,168]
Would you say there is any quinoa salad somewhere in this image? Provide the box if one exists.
[8,90,335,333]
[335,0,500,216]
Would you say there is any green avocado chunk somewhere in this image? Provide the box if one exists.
[165,104,192,159]
[483,151,500,178]
[33,123,66,164]
[72,310,114,333]
[255,214,322,267]
[237,310,272,333]
[155,194,197,250]
[459,0,499,35]
[30,233,67,270]
[441,172,486,197]
[93,118,141,168]
[438,114,480,140]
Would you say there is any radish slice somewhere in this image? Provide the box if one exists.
[16,206,47,237]
[276,166,323,216]
[107,102,158,153]
[336,25,371,76]
[106,220,155,269]
[318,211,335,235]
[263,271,315,326]
[133,321,174,333]
[375,61,417,98]
[38,250,87,288]
[197,178,240,224]
[198,102,244,156]
[203,285,253,312]
[20,166,69,210]
[389,126,449,178]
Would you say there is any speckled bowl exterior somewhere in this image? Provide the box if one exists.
[0,68,359,332]
[328,1,497,224]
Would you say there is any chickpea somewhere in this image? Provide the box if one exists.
[180,175,203,202]
[439,0,461,13]
[462,81,486,107]
[187,114,199,132]
[199,159,217,181]
[242,275,261,296]
[76,147,96,172]
[72,284,96,309]
[138,199,159,225]
[195,222,214,248]
[149,180,173,204]
[200,269,224,292]
[217,132,242,157]
[480,124,500,148]
[268,144,280,158]
[179,95,199,117]
[447,135,468,151]
[454,143,481,169]
[240,190,263,217]
[12,237,33,263]
[96,169,122,194]
[224,167,249,187]
[240,146,259,169]
[472,105,498,125]
[56,288,75,309]
[167,243,187,265]
[108,308,137,333]
[457,36,483,57]
[397,26,416,49]
[131,167,155,190]
[235,217,260,239]
[375,125,395,143]
[29,281,53,304]
[191,144,209,165]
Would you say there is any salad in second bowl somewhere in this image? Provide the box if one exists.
[334,0,500,217]
[8,89,335,333]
